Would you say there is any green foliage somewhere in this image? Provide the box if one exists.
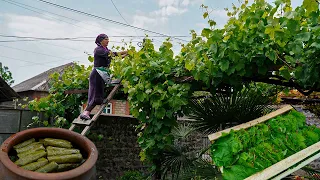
[118,170,147,180]
[161,123,220,180]
[111,0,320,176]
[27,63,91,127]
[210,110,320,179]
[179,0,320,91]
[113,39,192,173]
[0,63,14,86]
[185,87,271,133]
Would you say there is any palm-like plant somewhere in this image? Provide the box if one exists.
[161,124,220,180]
[185,88,272,134]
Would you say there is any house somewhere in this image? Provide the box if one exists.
[13,62,130,115]
[13,63,75,100]
[0,76,20,108]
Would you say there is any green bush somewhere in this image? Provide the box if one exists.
[119,171,146,180]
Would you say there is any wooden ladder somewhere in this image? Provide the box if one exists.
[69,79,121,136]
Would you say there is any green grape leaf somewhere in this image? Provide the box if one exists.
[219,60,230,72]
[303,0,319,14]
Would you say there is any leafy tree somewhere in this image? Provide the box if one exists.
[112,0,320,178]
[0,63,14,86]
[26,63,91,127]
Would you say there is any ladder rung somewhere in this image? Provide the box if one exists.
[72,118,93,125]
[111,79,121,84]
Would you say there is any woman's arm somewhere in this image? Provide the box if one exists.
[114,50,128,58]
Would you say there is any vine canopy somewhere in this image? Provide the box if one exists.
[111,0,320,175]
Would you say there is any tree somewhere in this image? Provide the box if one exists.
[27,63,91,128]
[0,62,14,86]
[111,0,320,178]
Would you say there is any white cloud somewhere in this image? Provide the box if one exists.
[157,0,203,7]
[210,10,228,20]
[1,13,137,85]
[181,0,190,6]
[132,15,157,28]
[158,0,178,7]
[134,0,202,29]
[153,6,188,16]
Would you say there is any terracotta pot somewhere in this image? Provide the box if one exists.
[0,128,98,180]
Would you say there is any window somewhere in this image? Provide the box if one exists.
[103,103,112,114]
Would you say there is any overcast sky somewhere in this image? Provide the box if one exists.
[0,0,303,86]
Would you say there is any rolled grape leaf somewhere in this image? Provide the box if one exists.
[15,142,42,154]
[43,138,72,148]
[17,145,45,159]
[13,138,35,149]
[35,161,58,173]
[48,154,83,164]
[47,146,80,156]
[15,150,47,166]
[21,159,48,171]
[56,163,80,172]
[37,157,47,162]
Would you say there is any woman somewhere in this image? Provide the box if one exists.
[80,33,127,120]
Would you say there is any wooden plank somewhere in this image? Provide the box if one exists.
[72,118,92,125]
[208,105,293,141]
[272,151,320,180]
[245,141,320,180]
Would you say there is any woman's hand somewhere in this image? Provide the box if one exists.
[120,50,128,58]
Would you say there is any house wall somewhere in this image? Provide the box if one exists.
[18,91,49,100]
[90,100,130,115]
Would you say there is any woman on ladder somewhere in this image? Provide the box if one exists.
[80,33,127,120]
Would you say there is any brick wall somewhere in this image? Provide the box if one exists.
[90,100,130,115]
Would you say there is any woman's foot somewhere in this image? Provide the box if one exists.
[79,114,91,120]
[79,111,91,120]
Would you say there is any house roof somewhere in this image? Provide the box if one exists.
[0,77,20,102]
[13,62,75,93]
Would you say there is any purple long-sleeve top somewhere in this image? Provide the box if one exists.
[93,46,118,68]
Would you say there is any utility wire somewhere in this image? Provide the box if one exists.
[2,0,96,33]
[0,44,82,62]
[0,34,191,39]
[2,0,132,38]
[110,0,130,27]
[0,39,137,43]
[2,0,185,45]
[0,55,52,67]
[36,0,189,42]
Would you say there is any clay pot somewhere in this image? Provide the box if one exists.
[0,127,98,180]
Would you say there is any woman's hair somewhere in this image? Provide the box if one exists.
[95,34,108,46]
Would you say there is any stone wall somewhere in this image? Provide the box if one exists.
[88,116,146,180]
[88,116,209,180]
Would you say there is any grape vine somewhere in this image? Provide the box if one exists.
[112,0,320,177]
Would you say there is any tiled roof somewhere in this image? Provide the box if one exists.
[13,62,75,93]
[0,77,20,102]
